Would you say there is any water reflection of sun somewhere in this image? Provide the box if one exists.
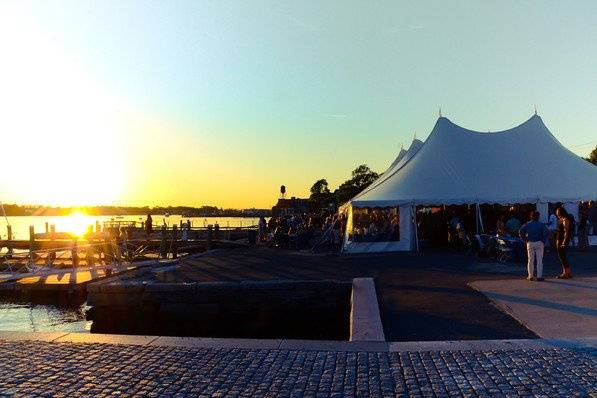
[62,212,90,237]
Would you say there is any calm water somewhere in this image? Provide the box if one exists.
[0,301,90,333]
[0,215,260,241]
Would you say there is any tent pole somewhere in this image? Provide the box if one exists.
[412,204,419,252]
[477,203,485,234]
[475,203,479,235]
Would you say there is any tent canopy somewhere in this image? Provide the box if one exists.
[363,138,423,197]
[351,115,597,207]
[386,147,407,173]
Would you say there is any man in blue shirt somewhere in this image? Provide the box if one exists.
[519,211,549,281]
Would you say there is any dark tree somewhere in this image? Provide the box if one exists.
[334,165,379,205]
[310,179,330,195]
[309,179,333,212]
[588,145,597,165]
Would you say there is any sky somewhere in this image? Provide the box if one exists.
[0,0,596,208]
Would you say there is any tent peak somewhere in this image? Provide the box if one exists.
[438,114,545,136]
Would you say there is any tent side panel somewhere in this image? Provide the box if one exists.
[343,205,412,253]
[536,202,549,223]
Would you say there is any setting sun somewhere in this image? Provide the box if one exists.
[61,212,91,237]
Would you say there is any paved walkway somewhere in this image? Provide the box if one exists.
[470,277,597,339]
[0,333,595,397]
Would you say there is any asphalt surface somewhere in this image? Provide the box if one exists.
[140,247,596,341]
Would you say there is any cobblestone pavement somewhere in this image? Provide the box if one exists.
[0,341,595,397]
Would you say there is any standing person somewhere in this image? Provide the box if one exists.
[545,209,558,252]
[519,211,549,281]
[578,205,589,250]
[145,214,153,237]
[555,207,573,279]
[258,215,267,242]
[448,213,461,248]
[589,201,597,235]
[505,212,521,236]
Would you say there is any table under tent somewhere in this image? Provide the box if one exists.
[341,114,597,253]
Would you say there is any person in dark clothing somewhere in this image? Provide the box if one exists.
[145,214,153,237]
[578,205,589,250]
[555,207,573,279]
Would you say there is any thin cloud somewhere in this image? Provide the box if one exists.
[268,10,320,34]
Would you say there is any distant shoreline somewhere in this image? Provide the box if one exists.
[3,214,266,218]
[0,204,272,218]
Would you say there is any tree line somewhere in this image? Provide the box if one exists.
[308,164,379,212]
[0,204,271,217]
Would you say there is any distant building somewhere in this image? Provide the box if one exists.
[242,208,271,216]
[271,197,310,217]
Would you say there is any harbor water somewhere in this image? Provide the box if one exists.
[0,215,260,242]
[0,300,90,333]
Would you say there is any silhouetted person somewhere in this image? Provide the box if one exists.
[578,205,589,250]
[505,213,520,236]
[555,207,573,279]
[145,214,153,237]
[545,209,558,252]
[258,216,267,242]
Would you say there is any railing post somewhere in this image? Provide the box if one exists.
[171,224,178,259]
[113,235,122,266]
[45,222,49,234]
[72,240,79,267]
[207,225,212,250]
[49,224,56,262]
[6,225,13,255]
[29,225,35,265]
[159,225,168,259]
[86,241,95,267]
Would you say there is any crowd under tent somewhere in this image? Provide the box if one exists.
[341,114,597,253]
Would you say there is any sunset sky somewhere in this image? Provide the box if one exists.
[1,1,596,208]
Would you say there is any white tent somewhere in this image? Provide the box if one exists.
[370,138,423,193]
[343,114,597,253]
[383,146,407,174]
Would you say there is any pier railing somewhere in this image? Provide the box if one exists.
[102,220,258,230]
[1,221,256,273]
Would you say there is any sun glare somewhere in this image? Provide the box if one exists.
[0,9,126,206]
[63,212,91,237]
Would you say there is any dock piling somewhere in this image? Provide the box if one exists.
[171,225,178,259]
[207,225,212,250]
[159,225,168,259]
[29,225,35,265]
[49,225,56,262]
[6,225,13,255]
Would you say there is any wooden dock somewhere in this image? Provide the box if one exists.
[1,221,256,267]
[0,259,167,294]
